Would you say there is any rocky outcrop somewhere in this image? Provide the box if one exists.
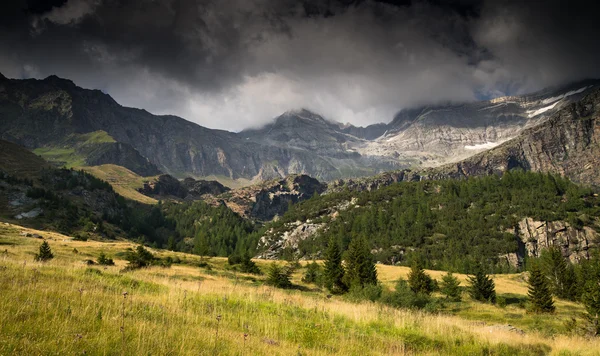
[139,175,188,198]
[518,218,597,262]
[182,178,230,197]
[500,218,599,268]
[256,196,363,259]
[138,175,229,200]
[258,220,326,259]
[212,174,326,221]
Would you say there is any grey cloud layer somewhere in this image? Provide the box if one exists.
[1,0,599,130]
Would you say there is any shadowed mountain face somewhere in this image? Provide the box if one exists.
[1,73,598,182]
[0,75,402,181]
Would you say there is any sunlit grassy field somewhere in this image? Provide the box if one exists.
[81,164,159,204]
[1,223,599,355]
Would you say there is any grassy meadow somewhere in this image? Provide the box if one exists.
[1,223,599,355]
[81,164,159,205]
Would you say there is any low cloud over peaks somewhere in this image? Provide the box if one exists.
[1,0,600,131]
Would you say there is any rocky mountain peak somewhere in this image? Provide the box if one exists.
[43,74,77,88]
[274,109,332,127]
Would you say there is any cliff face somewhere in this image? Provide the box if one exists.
[447,89,600,186]
[358,81,600,167]
[329,88,600,193]
[501,218,599,268]
[203,174,327,221]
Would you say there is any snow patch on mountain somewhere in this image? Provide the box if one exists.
[527,101,561,118]
[464,142,501,150]
[541,86,589,105]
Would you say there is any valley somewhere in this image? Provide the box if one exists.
[3,1,600,354]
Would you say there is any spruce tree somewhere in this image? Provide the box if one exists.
[540,246,577,300]
[302,261,321,284]
[323,237,347,294]
[266,262,292,289]
[239,252,261,275]
[407,261,434,295]
[468,267,496,303]
[343,237,378,289]
[97,252,115,266]
[35,240,54,261]
[581,254,600,335]
[527,263,555,313]
[440,272,461,301]
[126,245,155,269]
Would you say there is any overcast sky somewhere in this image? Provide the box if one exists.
[1,0,599,131]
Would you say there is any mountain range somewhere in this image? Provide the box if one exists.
[1,72,599,185]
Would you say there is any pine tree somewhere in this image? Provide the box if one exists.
[581,254,600,335]
[239,251,261,275]
[407,261,435,295]
[343,237,378,289]
[527,263,555,313]
[302,261,321,284]
[468,267,496,303]
[97,252,115,266]
[440,272,461,301]
[323,237,347,294]
[35,240,54,261]
[540,246,577,300]
[266,262,292,289]
[126,245,155,269]
[167,236,176,251]
[194,233,210,260]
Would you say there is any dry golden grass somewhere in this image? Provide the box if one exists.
[81,164,159,204]
[375,263,529,295]
[1,222,599,355]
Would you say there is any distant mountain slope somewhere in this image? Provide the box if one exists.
[0,75,404,181]
[330,87,600,192]
[444,87,600,186]
[359,80,600,167]
[1,73,598,182]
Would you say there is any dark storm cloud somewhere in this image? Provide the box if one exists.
[0,0,599,130]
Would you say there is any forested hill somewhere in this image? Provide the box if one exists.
[258,170,600,273]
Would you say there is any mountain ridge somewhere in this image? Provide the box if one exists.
[1,72,599,183]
